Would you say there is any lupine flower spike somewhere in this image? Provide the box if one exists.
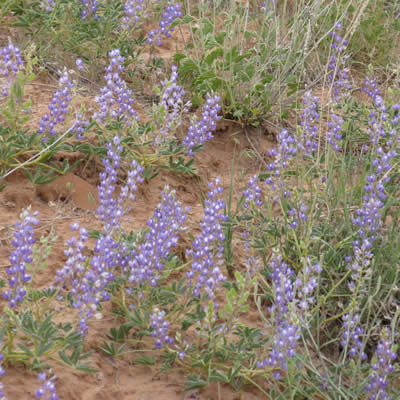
[94,49,138,124]
[2,208,38,308]
[38,69,74,139]
[147,3,183,46]
[0,42,23,97]
[186,177,227,299]
[182,93,221,156]
[34,373,59,400]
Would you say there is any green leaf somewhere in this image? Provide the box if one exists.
[184,375,208,391]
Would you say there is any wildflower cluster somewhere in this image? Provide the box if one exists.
[97,136,144,233]
[38,70,74,138]
[55,223,89,298]
[243,174,263,209]
[94,49,138,124]
[366,329,397,400]
[328,23,351,102]
[265,128,297,197]
[150,309,174,349]
[326,23,351,151]
[70,113,89,140]
[186,177,226,299]
[40,0,55,12]
[2,208,38,308]
[258,252,321,379]
[364,76,389,145]
[288,201,308,229]
[182,93,221,156]
[0,43,23,97]
[147,3,183,46]
[34,373,58,400]
[299,90,319,155]
[81,0,99,20]
[128,186,187,288]
[121,0,152,30]
[154,64,191,144]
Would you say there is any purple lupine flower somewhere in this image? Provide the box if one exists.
[70,113,89,140]
[38,70,74,138]
[258,252,321,378]
[0,43,23,97]
[326,23,351,152]
[341,312,367,360]
[96,136,144,233]
[258,320,300,380]
[363,75,388,145]
[288,201,308,229]
[363,75,380,101]
[365,328,397,400]
[150,309,174,349]
[34,373,59,400]
[243,174,263,209]
[264,129,297,196]
[267,252,295,321]
[295,259,321,313]
[55,223,89,296]
[257,252,296,376]
[326,112,344,152]
[299,91,319,155]
[81,0,99,20]
[182,94,221,156]
[328,23,351,103]
[186,177,227,299]
[121,0,152,30]
[0,344,6,400]
[40,0,55,11]
[155,64,191,145]
[75,58,84,71]
[128,186,187,288]
[147,3,183,46]
[2,208,38,308]
[94,49,139,124]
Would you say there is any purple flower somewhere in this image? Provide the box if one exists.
[328,23,351,103]
[243,174,263,209]
[182,93,221,156]
[2,208,38,308]
[81,0,99,20]
[94,49,139,124]
[40,0,55,11]
[96,136,144,233]
[288,201,308,229]
[38,70,74,138]
[0,344,6,400]
[341,312,367,361]
[299,91,319,155]
[34,373,59,400]
[55,223,89,296]
[0,43,23,97]
[258,252,321,379]
[128,186,187,288]
[326,112,344,152]
[147,3,183,46]
[264,129,297,197]
[186,177,227,299]
[70,113,89,140]
[154,64,191,145]
[121,0,152,30]
[365,328,397,400]
[75,58,84,71]
[150,309,174,349]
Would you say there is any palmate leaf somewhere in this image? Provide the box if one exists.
[184,374,208,391]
